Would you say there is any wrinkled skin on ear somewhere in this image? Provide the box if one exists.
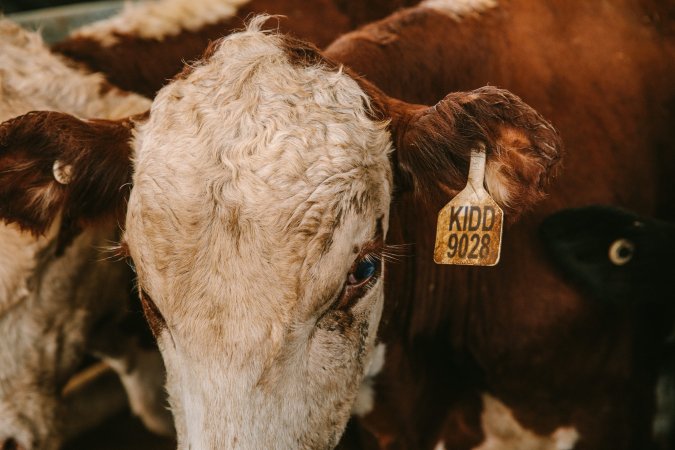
[540,205,675,305]
[376,85,562,217]
[0,111,136,247]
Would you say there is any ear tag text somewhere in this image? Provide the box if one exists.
[434,146,503,266]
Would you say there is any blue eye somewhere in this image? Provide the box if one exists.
[348,255,381,286]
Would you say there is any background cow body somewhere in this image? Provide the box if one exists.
[322,0,675,448]
[0,19,172,450]
[53,0,419,97]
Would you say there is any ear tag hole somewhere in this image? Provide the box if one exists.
[433,144,504,266]
[52,160,73,185]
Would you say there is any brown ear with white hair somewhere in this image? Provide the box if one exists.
[382,86,562,218]
[0,110,138,241]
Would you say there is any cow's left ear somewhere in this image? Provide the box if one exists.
[0,110,138,236]
[385,86,562,218]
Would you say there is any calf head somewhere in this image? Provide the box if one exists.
[540,205,675,304]
[0,22,561,449]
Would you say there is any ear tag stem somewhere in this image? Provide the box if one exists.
[434,145,503,266]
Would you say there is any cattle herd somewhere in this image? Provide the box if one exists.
[0,0,673,449]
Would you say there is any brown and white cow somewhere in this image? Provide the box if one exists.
[322,0,675,449]
[0,19,172,450]
[0,9,563,450]
[2,1,425,448]
[53,0,419,97]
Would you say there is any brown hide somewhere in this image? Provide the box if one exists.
[0,111,135,250]
[325,1,675,449]
[52,0,419,98]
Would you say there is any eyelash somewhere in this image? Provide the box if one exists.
[334,239,400,310]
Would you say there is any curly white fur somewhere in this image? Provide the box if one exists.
[71,0,251,46]
[126,21,393,449]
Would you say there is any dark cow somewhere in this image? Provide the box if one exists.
[540,206,675,450]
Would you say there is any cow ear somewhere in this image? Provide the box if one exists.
[0,110,138,236]
[387,86,562,218]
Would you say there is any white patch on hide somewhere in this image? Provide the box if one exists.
[434,440,447,450]
[472,394,579,450]
[101,348,173,437]
[0,19,150,122]
[421,0,498,20]
[352,343,386,416]
[71,0,252,46]
[653,370,675,446]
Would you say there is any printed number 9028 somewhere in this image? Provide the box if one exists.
[447,233,491,259]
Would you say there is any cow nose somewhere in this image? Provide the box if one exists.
[2,438,24,450]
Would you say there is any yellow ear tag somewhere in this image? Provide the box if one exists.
[433,145,503,266]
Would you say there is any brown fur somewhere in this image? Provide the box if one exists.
[379,86,561,217]
[322,1,675,449]
[0,111,134,249]
[52,0,418,97]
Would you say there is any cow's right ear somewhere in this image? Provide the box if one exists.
[0,110,139,235]
[382,86,562,219]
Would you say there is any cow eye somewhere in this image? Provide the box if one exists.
[348,254,381,287]
[608,238,634,266]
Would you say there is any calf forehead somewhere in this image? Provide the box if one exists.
[131,28,392,250]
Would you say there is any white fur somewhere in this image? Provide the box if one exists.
[126,21,393,449]
[352,343,386,416]
[434,441,447,450]
[0,19,163,449]
[484,159,512,207]
[100,348,172,436]
[421,0,498,20]
[653,370,675,446]
[71,0,252,46]
[0,20,149,121]
[473,394,579,450]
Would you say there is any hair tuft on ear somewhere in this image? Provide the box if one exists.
[389,86,563,219]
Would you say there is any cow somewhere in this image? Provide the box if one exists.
[0,19,171,450]
[2,0,674,449]
[320,1,675,449]
[540,206,675,450]
[52,0,419,97]
[540,206,675,305]
[0,8,563,450]
[1,1,422,447]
